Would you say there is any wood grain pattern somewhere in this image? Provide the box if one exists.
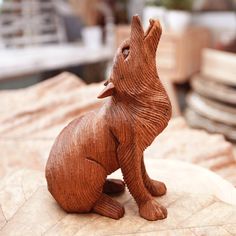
[46,16,172,221]
[2,159,236,236]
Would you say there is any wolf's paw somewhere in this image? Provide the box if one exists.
[147,180,167,197]
[93,194,125,220]
[139,199,167,221]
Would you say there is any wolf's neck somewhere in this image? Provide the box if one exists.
[129,85,171,149]
[110,81,171,150]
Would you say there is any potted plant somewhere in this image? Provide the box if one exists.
[143,0,167,30]
[162,0,193,32]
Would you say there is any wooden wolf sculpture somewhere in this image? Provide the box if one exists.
[46,15,172,221]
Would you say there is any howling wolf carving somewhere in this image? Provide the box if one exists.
[46,15,172,221]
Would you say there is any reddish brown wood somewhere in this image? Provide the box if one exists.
[45,15,172,221]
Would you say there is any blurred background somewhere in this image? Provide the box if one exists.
[1,2,236,231]
[0,0,236,142]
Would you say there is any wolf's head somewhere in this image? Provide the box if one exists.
[98,15,163,100]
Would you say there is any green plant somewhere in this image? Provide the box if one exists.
[145,0,163,7]
[162,0,193,11]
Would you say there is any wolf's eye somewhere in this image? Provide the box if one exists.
[122,46,130,58]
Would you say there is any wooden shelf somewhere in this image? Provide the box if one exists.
[157,27,211,83]
[0,44,113,81]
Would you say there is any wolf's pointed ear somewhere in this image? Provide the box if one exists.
[145,19,162,55]
[130,15,144,48]
[97,82,115,99]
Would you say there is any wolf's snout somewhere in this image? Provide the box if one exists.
[130,15,162,57]
[145,18,162,40]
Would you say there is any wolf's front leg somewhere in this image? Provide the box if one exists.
[141,158,167,197]
[118,144,167,221]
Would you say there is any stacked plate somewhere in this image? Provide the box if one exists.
[185,49,236,141]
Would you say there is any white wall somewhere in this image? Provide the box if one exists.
[192,12,236,42]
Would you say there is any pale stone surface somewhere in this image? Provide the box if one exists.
[191,226,232,236]
[1,159,236,236]
[1,72,236,235]
[0,139,53,177]
[0,72,104,139]
[0,72,104,177]
[146,118,236,184]
[0,72,85,115]
[0,73,235,186]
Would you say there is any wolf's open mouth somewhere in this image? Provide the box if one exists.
[144,19,155,39]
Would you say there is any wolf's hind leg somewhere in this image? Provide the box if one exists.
[92,193,125,219]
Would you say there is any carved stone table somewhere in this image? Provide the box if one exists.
[1,159,236,236]
[0,73,235,185]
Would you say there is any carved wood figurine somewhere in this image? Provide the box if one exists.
[46,15,172,221]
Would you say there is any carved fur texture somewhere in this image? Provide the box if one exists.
[46,15,172,221]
